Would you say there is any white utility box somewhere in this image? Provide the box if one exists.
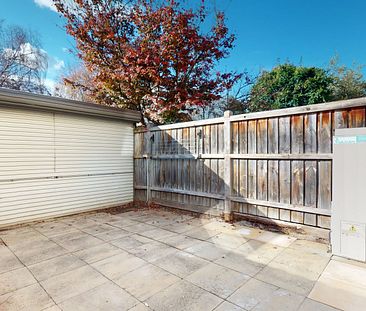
[332,128,366,262]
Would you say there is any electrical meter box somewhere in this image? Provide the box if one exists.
[332,128,366,261]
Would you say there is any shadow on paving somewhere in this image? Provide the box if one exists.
[134,127,329,244]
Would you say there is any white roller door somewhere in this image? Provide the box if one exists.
[0,106,134,227]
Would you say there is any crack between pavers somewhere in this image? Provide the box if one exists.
[3,245,59,309]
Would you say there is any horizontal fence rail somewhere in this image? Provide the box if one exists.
[134,97,366,229]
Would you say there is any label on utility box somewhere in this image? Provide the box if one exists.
[334,135,366,144]
[340,222,366,261]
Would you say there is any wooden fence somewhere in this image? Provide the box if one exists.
[134,97,366,229]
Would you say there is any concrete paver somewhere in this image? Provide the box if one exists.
[0,227,46,246]
[0,267,36,296]
[0,283,54,311]
[114,263,179,301]
[251,287,304,311]
[81,223,116,236]
[33,220,77,238]
[123,222,156,234]
[298,298,341,311]
[256,246,331,296]
[94,228,132,241]
[0,207,364,311]
[235,239,285,265]
[184,227,221,241]
[10,240,68,266]
[163,234,202,250]
[152,250,208,277]
[162,221,199,234]
[208,233,248,249]
[106,218,139,229]
[51,230,104,252]
[128,303,152,311]
[0,245,23,274]
[73,243,123,264]
[110,234,154,251]
[252,230,296,247]
[91,252,146,280]
[184,240,230,261]
[227,278,278,310]
[215,250,265,276]
[40,265,108,303]
[58,281,139,311]
[185,262,250,299]
[140,227,178,241]
[40,305,62,311]
[130,240,178,262]
[309,259,366,311]
[214,301,245,311]
[255,260,322,296]
[288,239,330,255]
[234,226,266,240]
[28,253,86,281]
[145,280,223,311]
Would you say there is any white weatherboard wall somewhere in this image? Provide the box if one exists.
[0,106,134,227]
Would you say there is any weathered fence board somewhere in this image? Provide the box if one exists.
[134,98,366,229]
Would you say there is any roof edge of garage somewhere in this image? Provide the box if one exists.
[0,87,141,122]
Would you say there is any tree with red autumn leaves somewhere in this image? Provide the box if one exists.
[54,0,241,124]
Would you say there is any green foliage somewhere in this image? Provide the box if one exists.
[248,64,333,112]
[247,59,366,113]
[328,56,366,100]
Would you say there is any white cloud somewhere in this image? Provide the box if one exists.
[44,78,56,91]
[34,0,57,12]
[2,42,48,70]
[53,58,65,71]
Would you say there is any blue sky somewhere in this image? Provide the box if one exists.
[2,0,77,89]
[216,0,366,76]
[2,0,366,89]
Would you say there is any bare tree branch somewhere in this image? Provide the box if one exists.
[0,21,49,94]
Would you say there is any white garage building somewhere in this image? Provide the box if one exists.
[0,88,140,228]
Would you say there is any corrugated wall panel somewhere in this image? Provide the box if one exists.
[54,113,133,175]
[0,108,55,180]
[0,174,133,219]
[0,107,134,227]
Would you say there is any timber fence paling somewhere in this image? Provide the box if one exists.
[134,97,366,229]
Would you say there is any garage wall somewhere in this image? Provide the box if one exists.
[0,106,134,227]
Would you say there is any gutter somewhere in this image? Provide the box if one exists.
[0,87,141,122]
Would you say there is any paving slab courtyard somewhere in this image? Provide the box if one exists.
[0,208,365,311]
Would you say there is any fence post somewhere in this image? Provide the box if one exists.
[224,110,233,221]
[145,129,152,205]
